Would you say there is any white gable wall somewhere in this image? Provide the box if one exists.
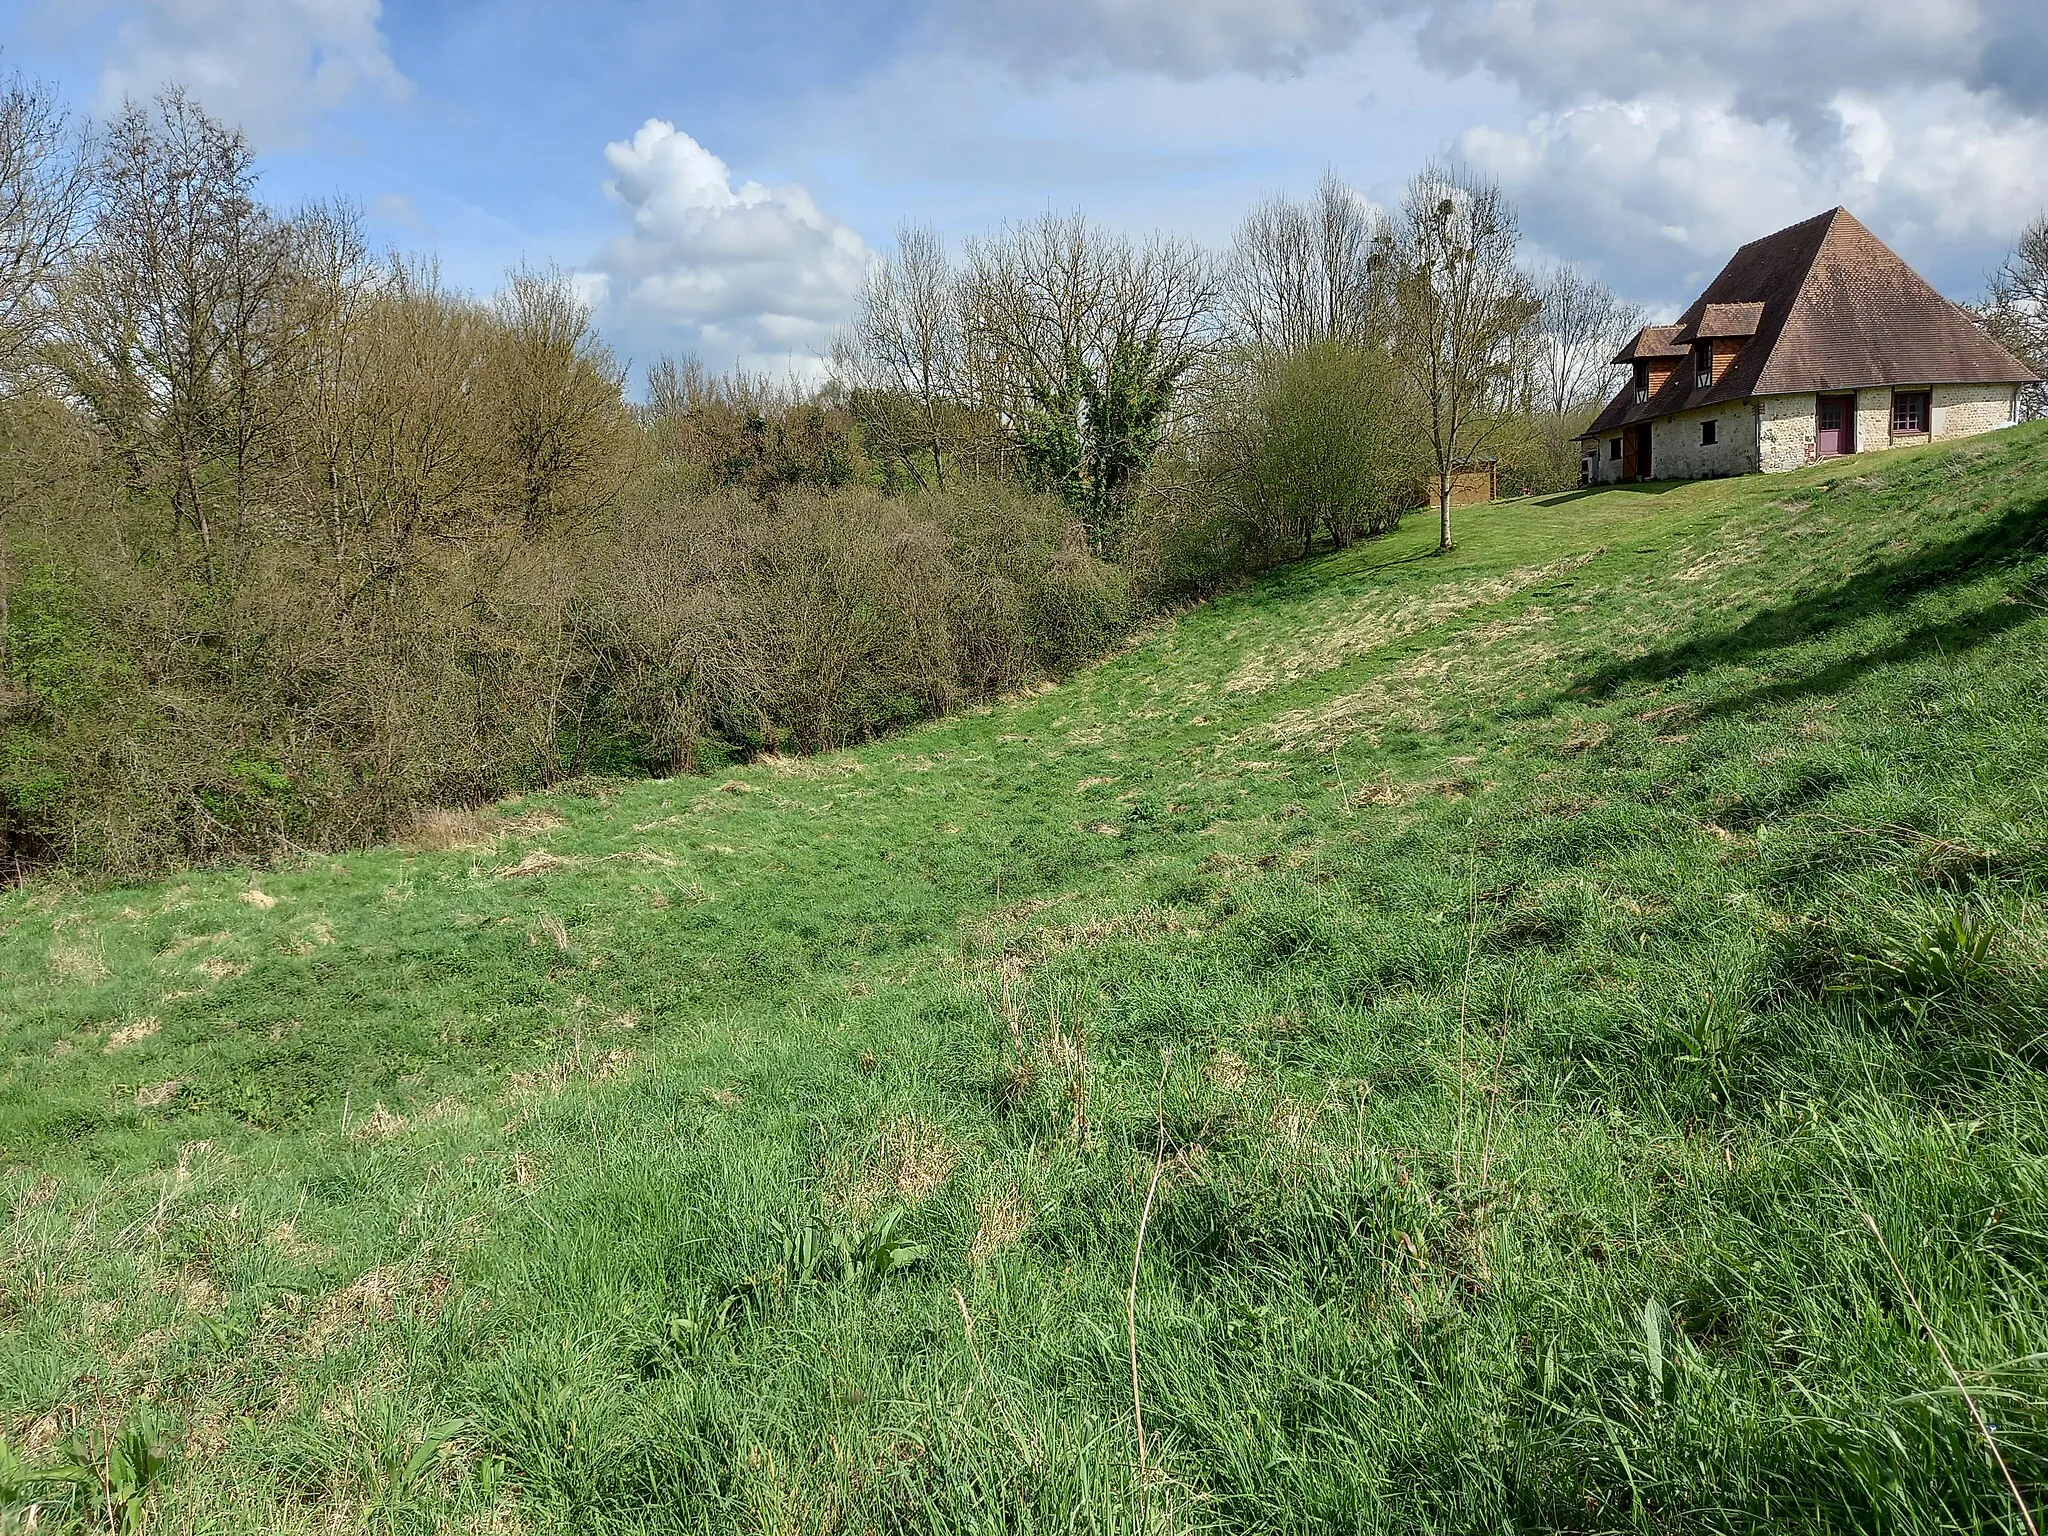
[1650,405,1760,479]
[1934,383,2021,438]
[1759,394,1819,472]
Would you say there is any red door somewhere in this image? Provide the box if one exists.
[1816,395,1855,457]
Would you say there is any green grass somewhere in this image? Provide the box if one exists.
[5,423,2048,1533]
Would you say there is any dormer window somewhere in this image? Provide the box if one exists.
[1633,361,1650,404]
[1695,341,1714,389]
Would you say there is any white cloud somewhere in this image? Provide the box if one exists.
[1347,1,2048,307]
[1460,83,2048,306]
[930,0,1375,79]
[96,0,408,146]
[1406,0,1999,125]
[581,120,873,380]
[902,0,2048,307]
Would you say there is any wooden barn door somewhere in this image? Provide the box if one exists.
[1816,395,1855,457]
[1633,424,1654,480]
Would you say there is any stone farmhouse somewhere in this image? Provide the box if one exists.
[1579,207,2038,484]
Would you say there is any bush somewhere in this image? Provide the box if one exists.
[0,474,1126,878]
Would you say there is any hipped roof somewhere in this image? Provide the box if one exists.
[1611,325,1688,363]
[1581,207,2038,440]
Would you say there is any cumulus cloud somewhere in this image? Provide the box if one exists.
[930,0,1375,79]
[1459,83,2048,302]
[1393,0,2048,304]
[1403,0,2047,129]
[96,0,408,146]
[581,120,873,379]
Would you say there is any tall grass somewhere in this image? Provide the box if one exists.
[1,425,2046,1532]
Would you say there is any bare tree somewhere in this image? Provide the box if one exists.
[0,70,88,387]
[963,213,1214,548]
[1224,169,1384,352]
[1381,162,1539,553]
[834,222,963,489]
[1982,213,2047,421]
[55,90,305,560]
[313,257,505,594]
[1534,264,1643,419]
[490,262,634,536]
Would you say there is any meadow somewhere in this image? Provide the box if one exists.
[3,422,2047,1533]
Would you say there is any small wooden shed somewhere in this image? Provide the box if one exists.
[1412,459,1497,511]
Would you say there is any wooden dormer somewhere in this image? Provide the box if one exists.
[1613,325,1689,404]
[1685,303,1764,391]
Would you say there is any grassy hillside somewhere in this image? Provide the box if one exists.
[4,424,2048,1534]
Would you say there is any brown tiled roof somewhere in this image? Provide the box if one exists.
[1695,302,1763,339]
[1580,207,2038,440]
[1610,325,1688,364]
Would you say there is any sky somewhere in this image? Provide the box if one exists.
[4,0,2046,387]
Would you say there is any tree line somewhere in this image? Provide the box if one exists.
[836,166,1647,570]
[2,67,2041,880]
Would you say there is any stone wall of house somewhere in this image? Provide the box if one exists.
[1933,383,2019,441]
[1650,405,1760,479]
[1586,381,2018,486]
[1855,389,1892,459]
[1759,394,1817,472]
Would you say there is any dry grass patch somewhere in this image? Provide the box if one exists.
[266,1221,335,1263]
[1205,1047,1250,1093]
[1225,552,1599,696]
[301,1266,451,1355]
[495,850,581,879]
[103,1017,160,1052]
[288,920,335,955]
[829,1116,960,1220]
[969,1186,1031,1266]
[351,1103,406,1141]
[47,932,108,983]
[505,1061,573,1099]
[1022,907,1200,964]
[399,806,503,852]
[1264,612,1561,751]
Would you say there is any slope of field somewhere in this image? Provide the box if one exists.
[5,424,2048,1533]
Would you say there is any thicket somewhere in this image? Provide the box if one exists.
[0,88,1134,879]
[0,78,1669,879]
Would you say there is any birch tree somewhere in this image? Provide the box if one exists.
[1381,162,1539,553]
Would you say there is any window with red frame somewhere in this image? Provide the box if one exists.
[1891,391,1930,434]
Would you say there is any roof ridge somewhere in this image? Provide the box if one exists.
[1776,207,1844,332]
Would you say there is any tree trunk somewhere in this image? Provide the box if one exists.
[1438,476,1454,553]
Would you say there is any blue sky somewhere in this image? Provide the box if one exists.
[6,0,2045,385]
